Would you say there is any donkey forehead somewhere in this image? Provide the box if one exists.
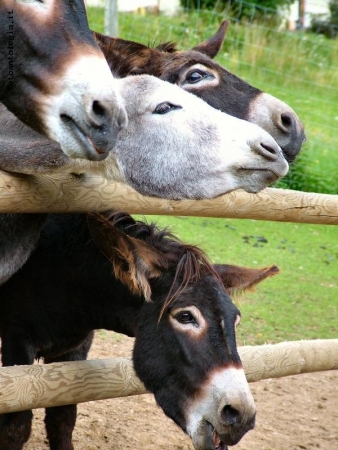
[9,0,61,17]
[163,51,261,94]
[171,277,240,321]
[116,75,218,115]
[161,51,221,77]
[7,0,89,26]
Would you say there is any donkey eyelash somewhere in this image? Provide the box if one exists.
[153,102,182,114]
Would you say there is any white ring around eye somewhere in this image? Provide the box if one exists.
[169,305,207,336]
[178,63,220,89]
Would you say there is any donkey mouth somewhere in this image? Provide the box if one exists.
[237,167,284,193]
[239,167,282,179]
[204,421,228,450]
[212,428,228,450]
[60,114,109,161]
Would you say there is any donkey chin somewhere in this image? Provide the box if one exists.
[189,415,256,450]
[185,368,256,450]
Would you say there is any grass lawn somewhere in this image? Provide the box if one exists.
[87,8,338,345]
[135,215,338,346]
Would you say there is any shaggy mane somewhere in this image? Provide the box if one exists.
[154,41,178,53]
[91,211,221,317]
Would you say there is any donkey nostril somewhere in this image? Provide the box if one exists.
[221,405,240,426]
[92,100,106,117]
[257,142,280,161]
[279,112,296,133]
[261,143,278,156]
[281,112,292,127]
[251,137,281,161]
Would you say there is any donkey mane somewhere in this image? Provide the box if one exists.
[154,41,178,53]
[91,211,221,312]
[93,32,179,77]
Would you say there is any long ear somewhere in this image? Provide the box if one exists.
[100,33,150,54]
[92,31,112,48]
[192,20,229,59]
[93,32,149,56]
[214,264,279,295]
[87,212,168,301]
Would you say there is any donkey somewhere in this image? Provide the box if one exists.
[0,74,288,196]
[0,0,127,159]
[0,74,288,283]
[94,20,306,163]
[0,210,279,450]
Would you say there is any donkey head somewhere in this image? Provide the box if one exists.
[100,75,288,199]
[186,21,306,163]
[88,211,279,450]
[95,20,305,163]
[0,0,127,160]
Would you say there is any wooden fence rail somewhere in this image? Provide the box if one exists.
[0,339,337,414]
[0,171,337,224]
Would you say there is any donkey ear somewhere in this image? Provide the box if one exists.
[192,20,229,59]
[87,212,167,301]
[92,31,112,48]
[214,264,279,295]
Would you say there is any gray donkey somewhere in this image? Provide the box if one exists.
[0,75,288,283]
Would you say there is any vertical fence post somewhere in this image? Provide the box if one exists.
[298,0,306,28]
[105,0,118,37]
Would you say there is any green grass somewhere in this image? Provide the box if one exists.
[86,8,338,346]
[133,215,338,346]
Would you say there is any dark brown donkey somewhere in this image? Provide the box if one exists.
[0,211,279,450]
[0,0,127,160]
[94,20,305,163]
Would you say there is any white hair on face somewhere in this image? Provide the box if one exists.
[186,367,255,450]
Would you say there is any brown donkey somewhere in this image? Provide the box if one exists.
[0,0,127,160]
[94,20,305,163]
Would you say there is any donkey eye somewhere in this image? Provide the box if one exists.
[186,70,207,84]
[175,311,197,325]
[153,102,181,114]
[18,0,44,3]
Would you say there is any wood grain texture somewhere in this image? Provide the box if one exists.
[0,358,146,414]
[0,340,337,413]
[0,171,337,224]
[240,339,338,382]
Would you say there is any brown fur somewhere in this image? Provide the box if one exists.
[88,211,221,312]
[88,212,279,321]
[215,264,280,296]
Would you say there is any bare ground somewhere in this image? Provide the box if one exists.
[24,331,338,450]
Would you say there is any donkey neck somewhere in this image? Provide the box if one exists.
[39,214,142,335]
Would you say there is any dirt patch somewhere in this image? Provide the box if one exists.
[25,331,338,450]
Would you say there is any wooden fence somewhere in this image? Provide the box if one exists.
[0,171,337,224]
[0,169,337,414]
[0,340,338,414]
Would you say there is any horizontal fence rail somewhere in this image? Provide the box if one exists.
[0,171,337,224]
[0,339,337,414]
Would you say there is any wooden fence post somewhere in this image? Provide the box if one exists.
[0,339,337,414]
[105,0,118,36]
